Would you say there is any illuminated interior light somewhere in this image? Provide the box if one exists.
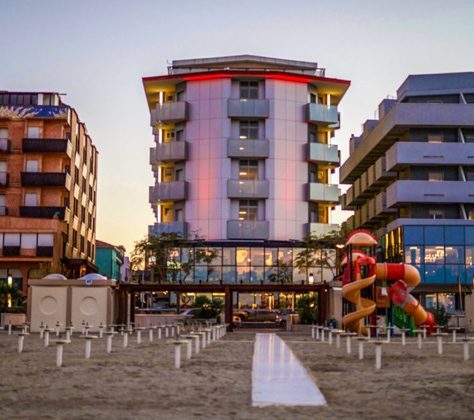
[158,128,163,144]
[239,147,245,151]
[159,91,164,105]
[326,94,331,109]
[239,210,247,214]
[157,204,161,223]
[239,135,247,139]
[239,171,247,176]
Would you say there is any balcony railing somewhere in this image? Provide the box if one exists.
[305,103,339,125]
[2,246,20,257]
[22,138,72,156]
[0,138,11,153]
[307,143,340,166]
[36,246,54,257]
[150,101,188,125]
[19,206,66,219]
[149,141,188,164]
[0,172,9,186]
[149,221,188,237]
[305,222,340,237]
[149,181,188,202]
[227,139,269,158]
[227,220,269,240]
[227,99,269,118]
[227,179,269,199]
[21,172,71,189]
[307,182,340,204]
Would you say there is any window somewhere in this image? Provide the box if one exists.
[176,91,185,101]
[427,134,443,143]
[72,230,78,248]
[27,127,40,139]
[25,160,39,172]
[0,128,8,140]
[175,169,183,181]
[239,160,258,180]
[175,208,183,222]
[429,209,444,219]
[176,130,184,141]
[73,198,79,215]
[424,245,444,264]
[24,193,38,206]
[82,177,87,191]
[4,233,20,246]
[239,121,259,139]
[428,171,444,182]
[21,233,36,249]
[308,125,317,143]
[81,206,86,223]
[80,236,85,253]
[38,234,54,247]
[74,167,79,184]
[405,246,422,264]
[445,246,464,264]
[239,81,259,100]
[0,194,5,215]
[310,93,317,103]
[239,200,258,221]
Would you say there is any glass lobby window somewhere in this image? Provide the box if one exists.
[425,265,445,283]
[438,293,456,312]
[250,266,264,283]
[428,171,444,182]
[444,226,465,245]
[466,227,474,245]
[222,266,236,283]
[239,81,259,99]
[403,226,423,245]
[265,248,279,266]
[222,247,235,265]
[466,246,474,266]
[405,246,423,264]
[424,226,444,245]
[445,246,464,264]
[445,265,466,285]
[239,200,258,221]
[239,160,258,180]
[424,245,444,264]
[236,247,251,266]
[237,266,250,283]
[239,121,259,139]
[250,248,265,266]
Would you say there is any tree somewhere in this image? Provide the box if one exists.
[0,283,24,313]
[296,294,319,324]
[192,295,224,319]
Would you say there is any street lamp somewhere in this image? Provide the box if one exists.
[308,273,314,284]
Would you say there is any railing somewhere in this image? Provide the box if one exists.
[227,99,269,118]
[151,102,188,125]
[19,206,66,219]
[150,141,188,164]
[227,220,269,240]
[149,222,188,237]
[307,182,340,203]
[21,172,69,187]
[227,179,269,198]
[307,143,339,166]
[149,181,188,202]
[305,103,339,125]
[227,138,269,158]
[22,138,71,155]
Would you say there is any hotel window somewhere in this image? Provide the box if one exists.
[427,134,443,143]
[176,129,184,141]
[176,90,185,101]
[0,128,7,140]
[26,126,40,138]
[239,81,259,100]
[175,208,183,222]
[21,233,36,249]
[38,234,54,247]
[308,125,317,143]
[72,230,77,248]
[0,194,5,215]
[80,236,85,253]
[424,245,444,264]
[428,171,443,182]
[81,206,86,223]
[239,160,258,180]
[309,93,317,103]
[429,209,444,219]
[239,121,258,139]
[74,167,79,184]
[25,160,39,172]
[24,193,38,206]
[239,200,258,221]
[73,198,79,214]
[405,246,422,264]
[175,168,183,181]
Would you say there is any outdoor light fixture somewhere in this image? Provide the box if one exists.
[308,273,315,284]
[7,274,13,308]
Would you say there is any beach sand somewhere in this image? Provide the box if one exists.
[0,329,473,419]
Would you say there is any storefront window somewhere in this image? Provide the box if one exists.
[444,226,465,245]
[404,226,423,245]
[222,266,236,283]
[466,246,474,266]
[438,293,456,312]
[250,248,265,266]
[445,246,464,264]
[424,226,444,245]
[265,248,278,266]
[222,247,235,265]
[405,246,423,264]
[425,265,445,283]
[194,266,207,282]
[237,266,250,283]
[466,227,474,245]
[236,248,251,266]
[424,245,444,264]
[445,265,465,284]
[249,267,263,283]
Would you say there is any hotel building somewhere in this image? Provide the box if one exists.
[340,73,474,316]
[140,55,349,319]
[0,91,98,293]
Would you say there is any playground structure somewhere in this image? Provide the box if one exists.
[341,230,436,336]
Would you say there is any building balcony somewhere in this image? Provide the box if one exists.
[22,138,72,156]
[150,141,189,164]
[305,222,340,237]
[305,103,339,125]
[227,138,269,158]
[148,221,188,237]
[36,247,54,257]
[150,101,189,126]
[307,143,340,167]
[19,206,66,219]
[307,182,340,204]
[21,172,71,189]
[375,192,397,216]
[385,142,474,171]
[227,220,269,240]
[227,179,269,199]
[0,172,9,186]
[386,180,474,207]
[2,246,21,257]
[227,99,269,118]
[149,181,188,202]
[0,138,11,153]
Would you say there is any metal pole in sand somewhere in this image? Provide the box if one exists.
[55,340,69,367]
[462,338,470,361]
[328,329,333,345]
[17,332,28,353]
[356,337,368,360]
[39,322,45,339]
[190,332,200,354]
[136,328,145,345]
[149,327,154,342]
[99,322,104,339]
[433,333,448,355]
[123,329,129,348]
[413,329,423,349]
[335,331,341,349]
[374,341,384,370]
[106,331,115,353]
[321,327,326,342]
[311,325,316,340]
[172,341,187,368]
[82,335,98,359]
[44,328,51,347]
[55,321,61,337]
[157,326,162,340]
[386,324,391,343]
[400,328,410,346]
[8,321,12,335]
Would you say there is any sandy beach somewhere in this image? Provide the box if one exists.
[0,329,473,419]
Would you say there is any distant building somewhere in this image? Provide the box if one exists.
[0,91,99,293]
[340,73,474,315]
[96,240,125,280]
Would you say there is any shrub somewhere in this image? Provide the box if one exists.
[296,295,318,325]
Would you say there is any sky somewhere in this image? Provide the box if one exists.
[1,0,474,254]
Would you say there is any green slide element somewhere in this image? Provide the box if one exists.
[393,305,415,336]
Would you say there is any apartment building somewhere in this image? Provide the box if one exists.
[142,55,349,296]
[340,73,474,315]
[0,91,98,292]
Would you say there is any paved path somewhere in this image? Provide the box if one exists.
[252,333,326,406]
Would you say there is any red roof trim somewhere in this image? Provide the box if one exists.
[143,70,350,86]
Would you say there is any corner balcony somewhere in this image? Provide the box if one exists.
[0,138,11,153]
[19,206,66,219]
[305,103,339,125]
[227,220,269,240]
[150,141,189,164]
[22,138,72,156]
[149,181,188,202]
[227,138,269,158]
[149,221,188,237]
[307,182,340,204]
[386,180,474,207]
[150,101,189,126]
[305,222,340,237]
[227,99,269,118]
[307,143,340,167]
[375,192,397,216]
[227,179,269,199]
[21,172,71,189]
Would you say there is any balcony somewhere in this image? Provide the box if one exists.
[307,182,340,204]
[19,206,66,219]
[375,192,397,216]
[36,247,54,257]
[149,181,188,202]
[22,138,72,156]
[386,180,474,207]
[0,172,9,187]
[0,138,11,153]
[307,143,340,167]
[21,172,71,189]
[150,101,188,125]
[227,99,269,118]
[305,222,340,237]
[227,139,269,158]
[227,220,269,240]
[305,103,339,125]
[149,221,188,237]
[227,179,269,199]
[150,141,189,164]
[2,246,20,257]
